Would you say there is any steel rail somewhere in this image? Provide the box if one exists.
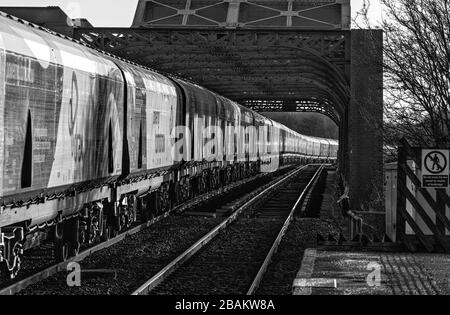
[131,165,310,295]
[246,165,325,295]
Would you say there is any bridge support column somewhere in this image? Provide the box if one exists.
[339,115,348,183]
[348,29,384,211]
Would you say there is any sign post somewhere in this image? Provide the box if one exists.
[421,149,450,188]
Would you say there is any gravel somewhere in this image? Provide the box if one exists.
[256,168,345,295]
[151,168,319,295]
[18,216,222,295]
[256,218,343,295]
[152,218,286,295]
[0,245,54,289]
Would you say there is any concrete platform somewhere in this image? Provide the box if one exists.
[293,249,450,295]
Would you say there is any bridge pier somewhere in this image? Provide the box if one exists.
[348,29,384,211]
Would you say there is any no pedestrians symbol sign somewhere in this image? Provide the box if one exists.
[422,149,450,188]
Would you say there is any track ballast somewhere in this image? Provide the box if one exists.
[148,165,322,295]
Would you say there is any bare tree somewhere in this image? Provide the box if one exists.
[358,0,450,148]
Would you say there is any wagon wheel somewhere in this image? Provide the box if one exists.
[66,217,80,257]
[202,173,209,193]
[79,222,87,245]
[127,198,137,227]
[174,182,181,204]
[68,242,80,258]
[188,181,194,200]
[210,171,216,189]
[54,224,68,263]
[126,211,133,228]
[99,214,110,242]
[139,198,150,223]
[88,216,100,244]
[0,261,20,280]
[119,212,127,231]
[111,216,120,237]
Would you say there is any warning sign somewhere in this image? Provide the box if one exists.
[422,149,450,188]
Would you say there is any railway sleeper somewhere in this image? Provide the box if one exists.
[117,195,138,232]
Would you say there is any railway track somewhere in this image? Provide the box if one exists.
[0,166,295,295]
[133,165,324,295]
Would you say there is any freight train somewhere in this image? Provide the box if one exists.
[0,12,338,278]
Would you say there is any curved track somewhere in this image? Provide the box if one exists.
[133,165,324,295]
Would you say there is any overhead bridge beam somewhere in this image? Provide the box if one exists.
[243,99,341,125]
[72,1,383,212]
[131,0,351,30]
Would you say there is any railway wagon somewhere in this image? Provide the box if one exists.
[0,12,338,278]
[329,140,339,161]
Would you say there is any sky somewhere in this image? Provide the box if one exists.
[0,0,383,27]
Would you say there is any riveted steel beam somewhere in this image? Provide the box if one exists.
[74,26,350,126]
[131,0,350,30]
[243,98,340,119]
